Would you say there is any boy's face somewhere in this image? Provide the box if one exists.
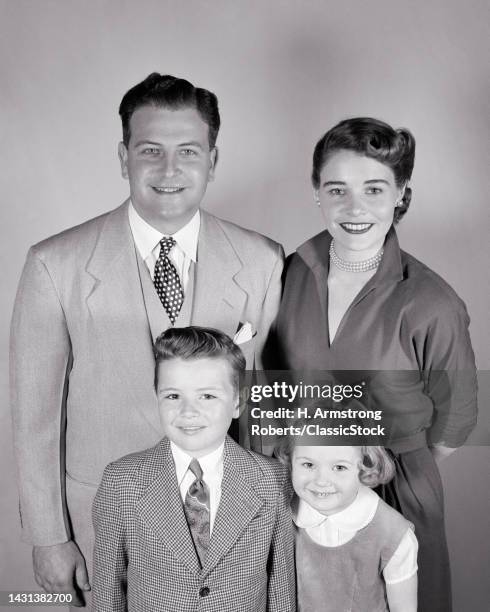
[157,356,239,457]
[292,445,362,516]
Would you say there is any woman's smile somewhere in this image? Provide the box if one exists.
[340,222,373,234]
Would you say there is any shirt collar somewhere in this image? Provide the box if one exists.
[128,201,200,262]
[170,441,224,486]
[293,485,379,532]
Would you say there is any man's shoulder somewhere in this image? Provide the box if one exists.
[203,210,283,259]
[30,203,126,260]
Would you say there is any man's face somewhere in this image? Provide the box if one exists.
[157,357,239,457]
[118,106,217,234]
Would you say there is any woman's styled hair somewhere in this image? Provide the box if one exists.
[311,117,416,223]
[274,422,395,488]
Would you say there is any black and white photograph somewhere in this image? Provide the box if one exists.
[1,1,489,610]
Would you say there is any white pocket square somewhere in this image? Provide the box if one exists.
[233,322,255,345]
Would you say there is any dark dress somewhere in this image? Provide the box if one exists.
[268,226,477,612]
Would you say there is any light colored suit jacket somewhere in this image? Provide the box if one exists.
[92,436,296,612]
[10,201,283,549]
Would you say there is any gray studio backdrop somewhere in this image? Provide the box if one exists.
[1,1,489,610]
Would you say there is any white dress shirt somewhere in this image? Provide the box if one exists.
[128,202,200,290]
[293,485,418,584]
[170,441,224,536]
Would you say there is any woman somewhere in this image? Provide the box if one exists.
[272,118,477,612]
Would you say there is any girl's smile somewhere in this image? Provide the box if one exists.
[292,445,363,516]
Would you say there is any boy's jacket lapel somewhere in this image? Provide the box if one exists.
[135,437,266,577]
[201,437,264,576]
[136,439,201,575]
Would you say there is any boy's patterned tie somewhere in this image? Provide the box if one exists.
[153,237,184,324]
[183,458,210,566]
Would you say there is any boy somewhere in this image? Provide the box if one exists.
[92,326,295,611]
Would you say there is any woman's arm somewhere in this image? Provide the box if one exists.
[423,299,477,447]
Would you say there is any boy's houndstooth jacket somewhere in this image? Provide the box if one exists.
[92,435,296,611]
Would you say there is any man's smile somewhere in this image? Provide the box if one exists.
[152,186,186,194]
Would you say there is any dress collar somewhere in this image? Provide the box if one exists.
[296,225,404,287]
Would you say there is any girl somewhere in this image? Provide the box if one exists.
[276,437,418,612]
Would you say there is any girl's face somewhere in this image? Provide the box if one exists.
[292,445,362,516]
[315,150,404,261]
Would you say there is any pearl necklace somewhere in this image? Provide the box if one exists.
[329,241,384,273]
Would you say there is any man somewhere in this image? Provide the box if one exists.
[10,73,283,606]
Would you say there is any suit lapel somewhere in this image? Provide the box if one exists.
[202,437,264,576]
[136,439,201,575]
[85,200,160,432]
[192,211,246,338]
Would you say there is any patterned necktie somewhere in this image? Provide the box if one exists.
[153,237,184,325]
[183,458,210,566]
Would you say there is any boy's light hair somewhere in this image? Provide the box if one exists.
[153,326,246,392]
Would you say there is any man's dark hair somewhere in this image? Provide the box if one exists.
[119,73,220,148]
[154,326,245,392]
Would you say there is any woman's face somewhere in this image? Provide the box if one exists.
[316,150,404,260]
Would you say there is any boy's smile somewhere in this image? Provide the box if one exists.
[157,356,239,458]
[178,425,206,434]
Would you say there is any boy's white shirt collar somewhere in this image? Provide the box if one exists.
[128,201,200,262]
[293,484,378,533]
[170,441,224,486]
[170,441,224,535]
